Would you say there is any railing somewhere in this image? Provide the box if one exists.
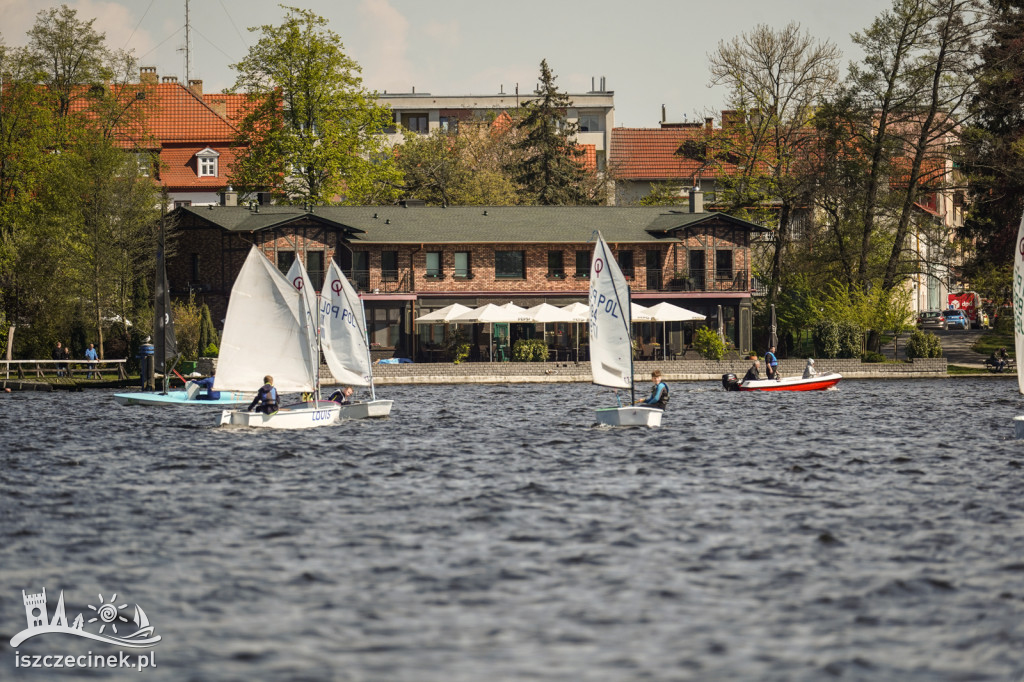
[2,359,129,380]
[645,269,750,292]
[349,269,412,294]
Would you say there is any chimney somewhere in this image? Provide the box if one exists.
[661,104,666,124]
[600,76,606,91]
[188,79,203,95]
[221,186,238,207]
[689,186,704,214]
[162,76,178,84]
[705,117,713,132]
[208,99,227,119]
[140,66,158,84]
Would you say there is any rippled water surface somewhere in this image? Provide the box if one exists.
[2,378,1023,680]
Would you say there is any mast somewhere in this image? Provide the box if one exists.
[184,0,192,85]
[360,300,377,401]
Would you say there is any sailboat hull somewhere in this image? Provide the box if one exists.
[219,403,341,429]
[114,390,250,406]
[594,406,663,427]
[339,399,393,419]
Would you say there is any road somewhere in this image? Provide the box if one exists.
[885,326,987,367]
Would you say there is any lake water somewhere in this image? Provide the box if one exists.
[1,378,1023,680]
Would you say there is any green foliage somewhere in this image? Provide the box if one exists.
[994,311,1013,334]
[905,330,942,359]
[506,60,597,206]
[201,342,219,358]
[229,7,401,205]
[813,319,841,358]
[836,320,863,358]
[637,181,686,206]
[693,326,726,361]
[445,327,470,363]
[198,303,219,354]
[171,294,202,361]
[512,338,548,362]
[861,350,887,363]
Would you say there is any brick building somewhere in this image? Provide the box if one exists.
[169,197,768,360]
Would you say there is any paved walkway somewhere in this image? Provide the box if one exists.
[883,328,986,367]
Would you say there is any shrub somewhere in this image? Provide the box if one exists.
[837,321,863,359]
[995,311,1013,334]
[905,330,943,359]
[512,338,548,361]
[445,328,470,363]
[201,342,219,358]
[861,350,886,363]
[693,326,725,361]
[813,319,840,358]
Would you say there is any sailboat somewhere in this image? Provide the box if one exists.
[114,217,248,407]
[319,260,393,418]
[216,247,341,429]
[589,232,662,427]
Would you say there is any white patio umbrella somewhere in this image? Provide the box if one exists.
[559,302,590,360]
[413,303,473,323]
[645,301,706,360]
[630,303,655,321]
[521,303,577,359]
[452,302,529,360]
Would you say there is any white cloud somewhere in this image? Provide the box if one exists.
[357,0,415,92]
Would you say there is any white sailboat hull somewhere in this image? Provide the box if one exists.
[338,399,393,419]
[594,406,663,427]
[219,403,341,429]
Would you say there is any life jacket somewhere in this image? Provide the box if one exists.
[261,383,278,407]
[653,381,669,409]
[765,351,778,368]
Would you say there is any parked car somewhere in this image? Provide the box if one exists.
[917,310,945,329]
[941,309,969,330]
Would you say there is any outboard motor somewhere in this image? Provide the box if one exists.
[721,373,741,391]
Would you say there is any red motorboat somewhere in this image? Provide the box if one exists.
[722,372,843,392]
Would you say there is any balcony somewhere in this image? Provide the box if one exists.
[349,268,412,294]
[645,269,750,293]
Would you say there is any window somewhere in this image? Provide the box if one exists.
[307,251,325,291]
[173,200,192,209]
[495,250,525,279]
[454,251,472,278]
[401,113,429,133]
[351,251,369,290]
[576,250,590,278]
[617,250,634,278]
[368,307,401,347]
[136,152,151,177]
[381,251,398,281]
[715,249,733,281]
[195,147,220,177]
[578,114,603,132]
[439,116,458,133]
[547,251,565,278]
[277,250,295,276]
[425,252,443,278]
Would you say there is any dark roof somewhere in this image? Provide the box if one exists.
[177,205,769,243]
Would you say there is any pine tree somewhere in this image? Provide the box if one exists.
[507,60,594,205]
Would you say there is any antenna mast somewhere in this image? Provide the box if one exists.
[184,0,192,84]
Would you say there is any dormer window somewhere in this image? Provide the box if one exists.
[196,147,220,177]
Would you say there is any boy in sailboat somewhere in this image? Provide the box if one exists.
[639,371,669,410]
[248,376,279,414]
[329,386,353,404]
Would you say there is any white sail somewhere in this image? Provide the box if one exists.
[320,260,372,387]
[285,256,323,393]
[589,232,633,389]
[214,247,319,393]
[1015,210,1024,394]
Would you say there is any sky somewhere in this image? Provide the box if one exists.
[1,0,896,128]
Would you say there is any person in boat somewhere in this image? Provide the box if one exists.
[639,371,669,410]
[802,358,818,379]
[743,356,761,382]
[328,386,353,404]
[191,376,221,400]
[248,375,278,414]
[764,345,779,380]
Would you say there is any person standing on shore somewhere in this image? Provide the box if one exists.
[53,341,65,377]
[84,343,98,379]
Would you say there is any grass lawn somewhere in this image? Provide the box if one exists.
[972,330,1015,357]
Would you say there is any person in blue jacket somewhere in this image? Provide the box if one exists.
[640,371,669,410]
[248,375,278,413]
[764,345,779,380]
[191,376,221,400]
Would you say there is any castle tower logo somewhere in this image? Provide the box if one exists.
[10,588,161,649]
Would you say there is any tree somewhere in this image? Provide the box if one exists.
[230,6,401,205]
[960,0,1024,264]
[507,60,597,205]
[707,22,841,307]
[637,181,687,206]
[396,120,519,206]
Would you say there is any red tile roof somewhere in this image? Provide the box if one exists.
[135,83,238,144]
[157,145,238,192]
[578,143,596,171]
[611,127,725,181]
[204,93,250,124]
